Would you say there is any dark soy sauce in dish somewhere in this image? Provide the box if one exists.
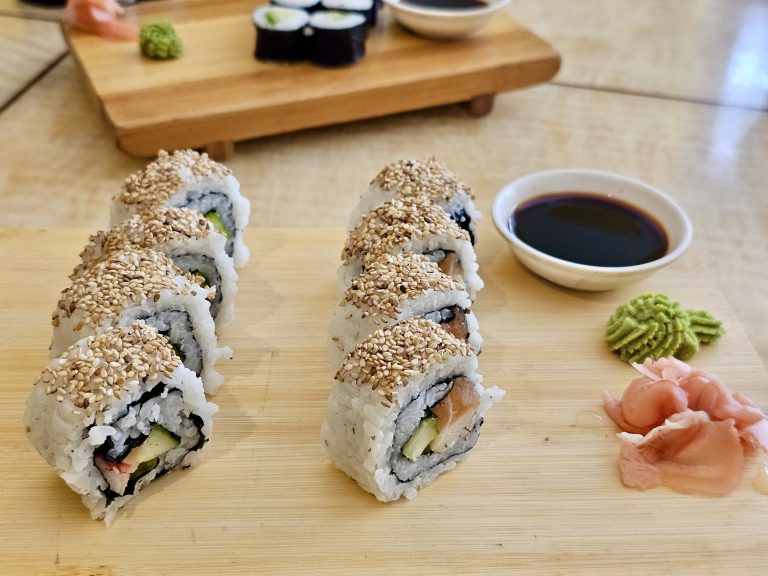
[403,0,488,9]
[510,192,668,267]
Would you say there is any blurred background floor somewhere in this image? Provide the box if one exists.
[0,0,766,366]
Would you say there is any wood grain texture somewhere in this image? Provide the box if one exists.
[513,0,768,109]
[0,15,67,108]
[1,226,767,575]
[0,54,766,368]
[63,4,560,155]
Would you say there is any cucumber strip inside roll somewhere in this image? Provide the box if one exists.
[391,376,482,482]
[180,192,236,257]
[93,384,205,500]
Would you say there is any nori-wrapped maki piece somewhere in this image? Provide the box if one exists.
[308,11,367,67]
[252,6,311,64]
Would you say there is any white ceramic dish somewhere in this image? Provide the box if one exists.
[383,0,510,41]
[491,169,693,291]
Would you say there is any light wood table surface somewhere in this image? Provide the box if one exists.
[0,3,767,570]
[1,226,767,575]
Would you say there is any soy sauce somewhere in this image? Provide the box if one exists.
[510,192,668,267]
[403,0,488,9]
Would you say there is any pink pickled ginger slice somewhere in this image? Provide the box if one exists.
[618,411,744,496]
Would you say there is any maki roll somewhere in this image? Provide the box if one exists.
[252,6,311,64]
[329,252,482,369]
[321,318,503,501]
[111,149,251,269]
[271,0,321,11]
[340,196,483,299]
[72,206,238,329]
[320,0,377,27]
[351,158,480,244]
[307,11,367,67]
[24,322,218,525]
[51,248,230,395]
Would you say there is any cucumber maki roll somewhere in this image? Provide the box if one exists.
[51,247,231,395]
[24,322,218,525]
[252,6,311,63]
[320,0,377,27]
[307,11,367,67]
[72,206,238,330]
[329,252,482,370]
[111,150,250,269]
[351,158,480,244]
[339,196,483,299]
[321,318,503,501]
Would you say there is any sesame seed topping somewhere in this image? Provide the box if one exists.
[72,206,212,279]
[371,158,474,202]
[335,317,473,402]
[116,149,232,205]
[344,253,466,321]
[342,196,470,266]
[38,322,181,418]
[54,248,197,330]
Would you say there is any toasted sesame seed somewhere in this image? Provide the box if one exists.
[72,206,213,279]
[36,323,181,416]
[344,253,466,321]
[371,158,474,203]
[116,149,232,206]
[335,318,473,401]
[53,248,197,330]
[342,196,470,267]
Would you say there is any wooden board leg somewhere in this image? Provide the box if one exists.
[204,141,235,161]
[462,94,496,118]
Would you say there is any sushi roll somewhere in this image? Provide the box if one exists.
[111,150,251,269]
[320,0,377,27]
[339,196,483,299]
[271,0,321,12]
[351,158,480,244]
[51,248,231,395]
[321,318,503,502]
[329,252,482,369]
[307,11,367,67]
[24,322,218,525]
[253,6,311,64]
[72,206,238,329]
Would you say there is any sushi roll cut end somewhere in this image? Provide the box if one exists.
[308,11,367,67]
[253,6,311,63]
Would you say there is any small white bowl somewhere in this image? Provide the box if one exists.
[491,169,693,291]
[383,0,510,41]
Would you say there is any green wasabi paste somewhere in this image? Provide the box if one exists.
[140,21,183,60]
[605,293,724,363]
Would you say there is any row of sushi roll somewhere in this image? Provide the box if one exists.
[253,0,379,66]
[322,158,504,501]
[24,150,250,525]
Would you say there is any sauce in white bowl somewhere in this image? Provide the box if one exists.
[492,169,693,291]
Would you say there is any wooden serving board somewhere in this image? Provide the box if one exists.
[1,225,767,575]
[63,0,560,158]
